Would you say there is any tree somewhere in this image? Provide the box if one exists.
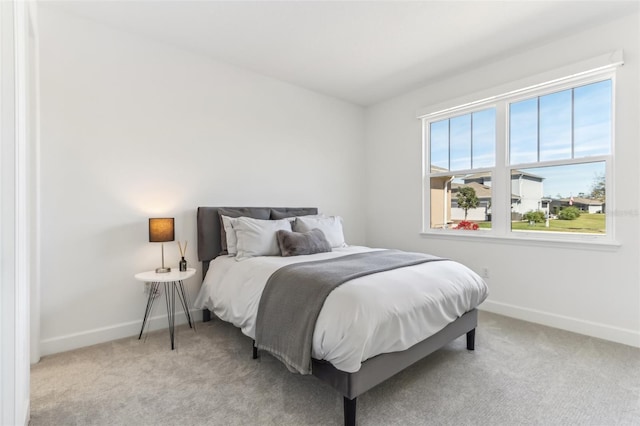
[590,173,605,201]
[558,206,581,220]
[456,186,479,220]
[523,210,546,223]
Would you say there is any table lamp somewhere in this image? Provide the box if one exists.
[149,218,174,273]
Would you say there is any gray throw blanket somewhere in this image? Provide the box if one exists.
[255,249,447,374]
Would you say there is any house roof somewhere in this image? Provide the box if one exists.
[451,181,492,198]
[465,170,545,180]
[453,181,524,201]
[556,197,604,206]
[430,169,544,181]
[429,165,450,174]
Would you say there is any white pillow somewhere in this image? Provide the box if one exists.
[281,213,326,224]
[293,216,347,248]
[234,217,292,261]
[220,215,239,256]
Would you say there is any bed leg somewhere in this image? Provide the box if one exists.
[466,328,475,350]
[343,397,356,426]
[252,340,258,359]
[202,309,211,323]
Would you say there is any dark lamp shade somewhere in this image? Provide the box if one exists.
[148,218,175,242]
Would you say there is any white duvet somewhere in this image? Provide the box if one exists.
[194,246,488,373]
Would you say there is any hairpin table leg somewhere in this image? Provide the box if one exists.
[138,281,160,340]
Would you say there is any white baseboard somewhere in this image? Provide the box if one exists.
[38,301,640,356]
[39,308,204,357]
[480,299,640,348]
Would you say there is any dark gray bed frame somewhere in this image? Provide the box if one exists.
[197,207,477,426]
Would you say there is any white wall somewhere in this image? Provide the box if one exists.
[37,6,366,355]
[365,13,640,347]
[1,1,33,424]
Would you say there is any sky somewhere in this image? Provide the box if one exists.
[430,79,611,198]
[523,162,604,199]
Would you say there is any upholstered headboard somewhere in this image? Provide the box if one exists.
[196,206,318,274]
[196,206,317,322]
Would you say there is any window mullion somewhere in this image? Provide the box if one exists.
[571,88,575,158]
[492,102,509,236]
[447,120,451,170]
[605,156,614,239]
[422,119,429,232]
[537,97,541,162]
[470,113,474,169]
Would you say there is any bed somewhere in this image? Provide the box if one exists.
[195,207,488,425]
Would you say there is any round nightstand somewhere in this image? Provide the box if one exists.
[134,268,196,349]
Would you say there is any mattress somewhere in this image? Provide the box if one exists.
[194,246,489,373]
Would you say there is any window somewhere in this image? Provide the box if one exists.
[508,80,610,235]
[422,69,614,241]
[428,109,495,230]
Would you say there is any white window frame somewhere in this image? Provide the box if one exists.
[420,63,620,248]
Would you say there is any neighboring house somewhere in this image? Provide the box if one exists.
[431,170,550,227]
[507,171,550,218]
[450,181,491,222]
[551,197,605,214]
[429,175,453,228]
[432,168,602,227]
[465,170,549,219]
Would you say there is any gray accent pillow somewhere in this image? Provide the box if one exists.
[270,208,318,220]
[276,228,332,257]
[218,208,271,254]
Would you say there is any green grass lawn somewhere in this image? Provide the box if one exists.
[475,214,605,234]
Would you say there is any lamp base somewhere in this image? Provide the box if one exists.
[155,267,171,273]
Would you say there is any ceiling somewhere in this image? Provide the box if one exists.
[49,1,638,106]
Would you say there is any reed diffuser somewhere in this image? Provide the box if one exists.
[177,240,188,271]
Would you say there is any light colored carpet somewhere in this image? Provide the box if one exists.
[30,311,640,425]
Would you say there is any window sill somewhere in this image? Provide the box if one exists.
[419,230,620,251]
